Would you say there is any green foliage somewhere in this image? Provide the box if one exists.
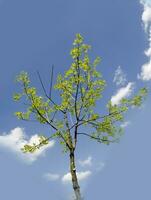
[14,72,54,124]
[21,135,49,153]
[14,33,148,153]
[120,87,148,107]
[54,33,106,116]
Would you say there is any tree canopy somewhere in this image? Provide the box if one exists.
[14,34,148,200]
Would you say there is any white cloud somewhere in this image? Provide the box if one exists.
[111,82,134,106]
[120,121,131,128]
[138,60,151,80]
[78,156,92,167]
[0,127,55,163]
[138,27,151,80]
[140,0,151,32]
[138,2,151,81]
[43,173,60,181]
[145,47,151,57]
[113,66,127,86]
[62,171,91,183]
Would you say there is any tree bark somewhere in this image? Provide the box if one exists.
[70,150,82,200]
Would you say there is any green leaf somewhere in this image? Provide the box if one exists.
[13,93,22,101]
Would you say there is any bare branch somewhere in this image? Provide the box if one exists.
[37,70,48,98]
[49,65,54,99]
[36,70,65,114]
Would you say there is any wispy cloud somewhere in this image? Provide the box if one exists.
[120,121,131,128]
[62,171,92,184]
[96,161,105,172]
[111,82,134,106]
[113,66,127,86]
[78,156,92,167]
[43,158,105,184]
[0,127,55,164]
[43,173,60,181]
[138,1,151,81]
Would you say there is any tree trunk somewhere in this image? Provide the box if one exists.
[70,150,82,200]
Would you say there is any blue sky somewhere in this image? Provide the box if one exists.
[0,0,151,199]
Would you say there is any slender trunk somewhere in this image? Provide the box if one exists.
[70,150,82,200]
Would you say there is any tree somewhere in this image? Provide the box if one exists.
[14,34,147,200]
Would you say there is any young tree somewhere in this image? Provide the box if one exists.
[14,34,147,200]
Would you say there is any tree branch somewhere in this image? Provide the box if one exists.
[69,109,126,131]
[36,70,65,114]
[77,132,116,143]
[73,49,81,149]
[64,112,73,150]
[74,61,80,121]
[49,65,54,99]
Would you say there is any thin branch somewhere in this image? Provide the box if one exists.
[69,121,78,131]
[37,70,48,98]
[21,77,71,150]
[36,70,65,114]
[49,65,54,99]
[32,135,55,150]
[98,109,125,120]
[50,110,57,122]
[19,118,39,123]
[30,103,71,149]
[32,100,58,130]
[27,89,70,149]
[69,112,74,125]
[77,132,116,143]
[22,81,58,131]
[69,118,95,131]
[69,109,126,131]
